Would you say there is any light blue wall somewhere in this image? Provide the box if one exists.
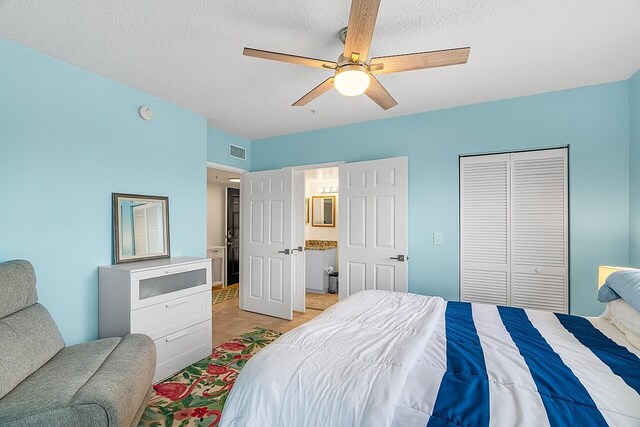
[252,82,631,316]
[0,38,208,345]
[208,127,250,170]
[630,70,640,266]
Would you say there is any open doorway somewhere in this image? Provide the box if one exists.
[238,157,407,323]
[207,165,242,307]
[298,167,340,312]
[216,157,407,344]
[226,188,240,286]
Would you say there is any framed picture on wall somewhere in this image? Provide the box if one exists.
[305,198,310,224]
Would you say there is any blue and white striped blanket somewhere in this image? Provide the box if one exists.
[392,301,640,427]
[221,291,640,427]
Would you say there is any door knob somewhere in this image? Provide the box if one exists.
[390,255,406,262]
[278,249,291,255]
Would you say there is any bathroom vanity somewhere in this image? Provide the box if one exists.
[305,240,337,294]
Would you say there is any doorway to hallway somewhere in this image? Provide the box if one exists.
[226,188,240,286]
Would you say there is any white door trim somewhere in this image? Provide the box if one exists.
[292,171,306,313]
[207,161,247,174]
[291,161,344,172]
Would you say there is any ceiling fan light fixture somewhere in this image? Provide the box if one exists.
[334,64,370,97]
[244,0,470,109]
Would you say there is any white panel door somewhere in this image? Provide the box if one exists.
[240,168,293,320]
[460,154,510,305]
[510,148,568,313]
[292,171,306,313]
[339,157,408,299]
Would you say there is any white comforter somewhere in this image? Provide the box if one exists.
[220,291,445,427]
[221,291,640,427]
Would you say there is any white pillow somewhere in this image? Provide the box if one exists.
[602,299,640,349]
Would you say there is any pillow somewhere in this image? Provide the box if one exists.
[603,299,640,350]
[597,269,640,312]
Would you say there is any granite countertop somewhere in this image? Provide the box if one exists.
[305,240,338,250]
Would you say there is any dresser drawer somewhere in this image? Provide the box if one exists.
[131,290,211,340]
[130,259,211,310]
[153,320,213,383]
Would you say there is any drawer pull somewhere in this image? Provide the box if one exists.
[165,298,189,308]
[165,268,189,274]
[165,331,190,342]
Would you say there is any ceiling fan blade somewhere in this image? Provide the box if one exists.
[292,77,335,106]
[365,74,397,110]
[370,47,470,74]
[343,0,382,62]
[243,48,337,69]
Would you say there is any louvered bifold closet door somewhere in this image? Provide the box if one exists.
[510,148,568,313]
[460,154,510,305]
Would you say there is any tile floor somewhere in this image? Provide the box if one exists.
[306,292,339,310]
[212,292,339,347]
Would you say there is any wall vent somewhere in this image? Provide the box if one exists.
[229,144,247,161]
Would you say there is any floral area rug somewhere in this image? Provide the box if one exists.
[139,327,282,427]
[212,284,239,305]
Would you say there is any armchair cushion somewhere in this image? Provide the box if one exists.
[0,260,38,318]
[0,303,64,399]
[0,334,155,427]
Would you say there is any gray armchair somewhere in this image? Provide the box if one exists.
[0,260,156,426]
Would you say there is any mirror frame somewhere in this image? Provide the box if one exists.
[305,198,310,224]
[311,195,336,228]
[112,193,170,264]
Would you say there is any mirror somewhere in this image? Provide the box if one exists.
[113,193,170,263]
[305,198,310,224]
[312,195,336,227]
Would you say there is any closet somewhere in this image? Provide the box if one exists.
[460,148,568,313]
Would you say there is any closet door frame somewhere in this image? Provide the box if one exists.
[459,146,569,312]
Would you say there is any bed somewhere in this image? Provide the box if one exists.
[219,291,640,426]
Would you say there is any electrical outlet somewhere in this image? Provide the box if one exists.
[433,232,443,245]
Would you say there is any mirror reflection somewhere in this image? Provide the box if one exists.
[312,195,336,227]
[113,193,170,263]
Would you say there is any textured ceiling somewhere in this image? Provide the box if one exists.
[207,167,241,185]
[1,1,639,140]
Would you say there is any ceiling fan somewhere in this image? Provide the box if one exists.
[243,0,470,110]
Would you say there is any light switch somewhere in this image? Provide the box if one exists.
[433,232,443,245]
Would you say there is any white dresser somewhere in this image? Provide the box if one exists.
[99,257,212,383]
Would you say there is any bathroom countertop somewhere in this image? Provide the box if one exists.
[305,240,337,250]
